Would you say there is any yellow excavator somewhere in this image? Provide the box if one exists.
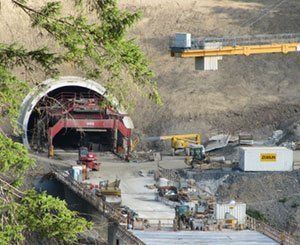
[145,134,202,156]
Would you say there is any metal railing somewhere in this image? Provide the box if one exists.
[170,33,300,50]
[192,33,300,48]
[52,92,102,102]
[246,215,296,245]
[144,218,175,230]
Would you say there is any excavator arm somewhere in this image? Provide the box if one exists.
[144,134,202,156]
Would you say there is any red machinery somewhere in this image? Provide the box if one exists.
[77,147,100,171]
[43,92,132,158]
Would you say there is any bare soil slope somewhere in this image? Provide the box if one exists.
[120,0,300,137]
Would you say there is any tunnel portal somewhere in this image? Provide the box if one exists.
[19,77,133,157]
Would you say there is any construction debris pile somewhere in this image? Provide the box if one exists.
[155,172,217,231]
[132,169,247,232]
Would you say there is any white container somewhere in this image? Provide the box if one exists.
[215,202,246,224]
[72,166,83,182]
[173,33,191,49]
[239,147,293,172]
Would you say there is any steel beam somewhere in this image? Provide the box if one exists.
[49,118,131,139]
[172,42,300,58]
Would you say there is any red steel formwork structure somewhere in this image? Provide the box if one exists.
[34,92,131,159]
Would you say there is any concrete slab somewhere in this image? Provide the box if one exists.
[85,154,181,221]
[131,230,278,245]
[205,134,230,152]
[120,176,175,220]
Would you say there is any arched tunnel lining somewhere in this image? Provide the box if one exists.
[19,77,134,155]
[27,85,122,151]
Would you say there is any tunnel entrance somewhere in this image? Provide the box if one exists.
[23,78,132,157]
[52,129,114,151]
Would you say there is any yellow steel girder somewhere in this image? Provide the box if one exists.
[172,42,300,58]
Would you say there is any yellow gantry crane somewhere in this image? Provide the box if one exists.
[170,33,300,70]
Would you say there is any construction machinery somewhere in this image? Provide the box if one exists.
[131,137,140,151]
[170,32,300,70]
[184,145,206,168]
[175,203,212,230]
[184,143,230,168]
[30,91,132,159]
[146,134,202,156]
[96,179,122,206]
[77,146,100,171]
[175,204,192,229]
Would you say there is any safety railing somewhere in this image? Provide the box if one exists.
[54,170,126,222]
[246,215,296,245]
[144,218,175,230]
[52,92,102,102]
[192,33,300,49]
[170,33,300,50]
[46,92,103,116]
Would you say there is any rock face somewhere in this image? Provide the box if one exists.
[1,0,300,137]
[293,123,300,138]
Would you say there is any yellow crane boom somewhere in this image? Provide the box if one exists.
[173,42,300,58]
[145,134,202,155]
[159,134,200,141]
[170,33,300,70]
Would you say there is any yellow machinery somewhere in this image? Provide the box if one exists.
[97,179,121,206]
[131,137,140,151]
[97,179,121,196]
[170,33,300,70]
[172,42,300,58]
[146,134,201,155]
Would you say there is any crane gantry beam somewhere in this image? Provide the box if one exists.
[171,42,300,58]
[170,33,300,70]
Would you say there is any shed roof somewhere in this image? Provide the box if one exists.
[131,230,277,245]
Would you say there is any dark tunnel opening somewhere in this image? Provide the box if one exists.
[52,129,114,151]
[27,85,123,152]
